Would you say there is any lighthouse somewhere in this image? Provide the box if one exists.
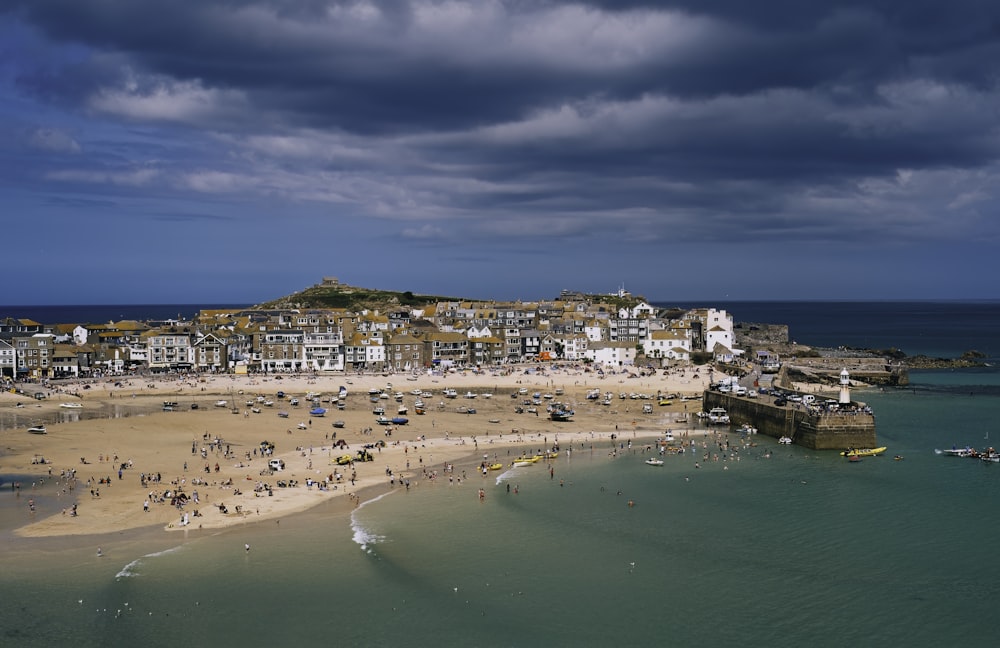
[839,368,852,406]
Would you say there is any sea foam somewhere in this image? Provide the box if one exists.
[115,545,183,579]
[349,490,394,553]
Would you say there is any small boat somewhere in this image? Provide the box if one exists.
[511,455,541,467]
[397,405,408,415]
[215,400,228,407]
[840,447,887,457]
[289,398,299,406]
[707,408,730,425]
[309,407,327,417]
[376,416,391,425]
[278,411,289,418]
[251,407,262,414]
[487,463,503,471]
[28,425,47,435]
[59,402,82,409]
[297,422,308,430]
[332,420,345,428]
[339,386,348,399]
[549,407,574,422]
[645,458,664,466]
[391,417,409,425]
[778,436,793,445]
[938,447,975,457]
[980,448,1000,463]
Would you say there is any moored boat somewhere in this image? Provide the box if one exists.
[645,457,664,466]
[309,407,327,417]
[840,446,887,457]
[28,424,47,434]
[59,402,82,409]
[707,408,730,425]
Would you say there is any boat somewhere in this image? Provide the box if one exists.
[251,406,261,414]
[938,447,976,457]
[59,402,82,409]
[839,447,887,457]
[289,398,299,406]
[391,416,409,425]
[645,458,664,466]
[338,386,348,399]
[397,405,408,415]
[737,423,757,435]
[278,411,289,418]
[444,388,458,399]
[215,400,228,407]
[27,425,47,435]
[778,436,793,445]
[309,407,327,417]
[707,408,730,425]
[511,455,541,467]
[487,463,503,471]
[549,406,574,422]
[332,420,345,428]
[376,416,390,425]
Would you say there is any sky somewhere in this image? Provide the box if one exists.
[3,1,999,305]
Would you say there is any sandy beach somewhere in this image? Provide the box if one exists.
[1,364,711,538]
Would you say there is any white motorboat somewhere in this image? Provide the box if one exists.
[645,458,664,466]
[59,402,82,409]
[707,408,730,425]
[28,425,47,434]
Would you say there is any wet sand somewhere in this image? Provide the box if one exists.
[0,365,710,538]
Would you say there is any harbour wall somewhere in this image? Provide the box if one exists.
[703,392,876,450]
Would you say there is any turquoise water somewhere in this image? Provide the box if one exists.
[3,371,999,647]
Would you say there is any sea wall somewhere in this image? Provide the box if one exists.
[703,392,876,450]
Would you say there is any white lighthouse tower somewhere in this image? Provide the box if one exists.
[839,368,851,406]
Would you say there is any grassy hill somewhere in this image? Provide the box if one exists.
[254,281,469,311]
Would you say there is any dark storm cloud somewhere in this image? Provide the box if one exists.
[3,0,1000,293]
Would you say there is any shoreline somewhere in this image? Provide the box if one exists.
[1,366,710,540]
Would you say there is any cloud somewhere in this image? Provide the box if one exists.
[29,127,80,152]
[4,1,1000,301]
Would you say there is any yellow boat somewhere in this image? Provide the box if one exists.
[839,447,887,457]
[487,463,503,471]
[511,456,541,466]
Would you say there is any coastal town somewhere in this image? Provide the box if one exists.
[0,280,895,539]
[1,280,749,380]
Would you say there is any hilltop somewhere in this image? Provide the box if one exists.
[252,278,646,312]
[252,278,470,311]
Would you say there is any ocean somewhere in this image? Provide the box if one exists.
[1,301,999,647]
